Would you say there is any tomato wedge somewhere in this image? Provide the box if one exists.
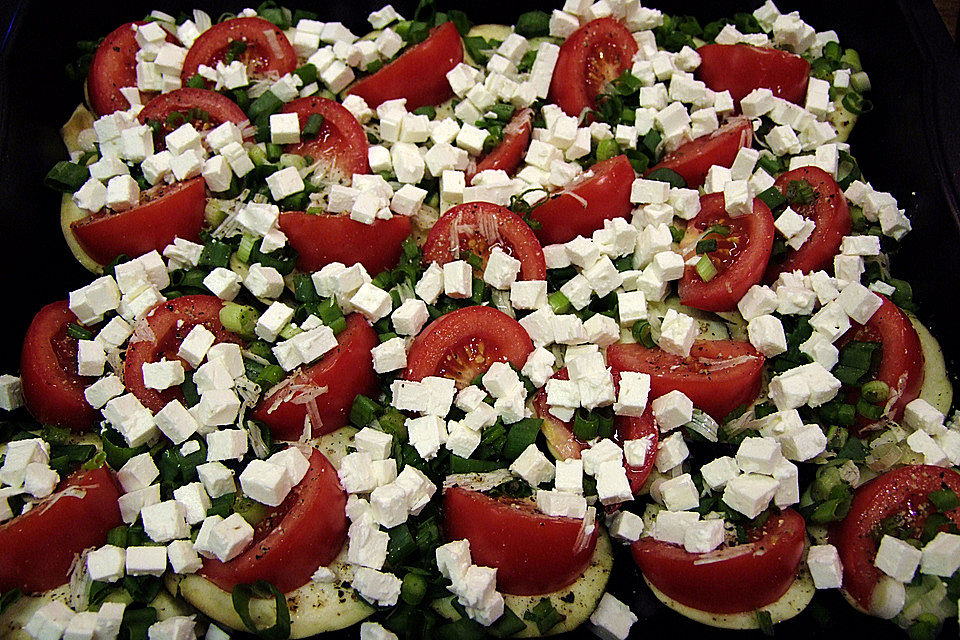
[0,467,123,593]
[764,166,852,282]
[534,368,659,494]
[443,486,598,595]
[422,202,546,281]
[530,154,635,246]
[696,44,811,106]
[252,314,379,440]
[181,17,297,83]
[607,340,765,422]
[632,508,806,613]
[832,466,960,613]
[87,21,176,116]
[549,18,638,120]
[404,306,534,389]
[20,301,99,432]
[467,108,533,184]
[346,21,463,111]
[137,88,250,147]
[838,296,924,434]
[124,295,243,413]
[647,116,753,188]
[200,447,348,593]
[70,177,207,267]
[281,97,370,177]
[279,212,411,276]
[678,193,775,312]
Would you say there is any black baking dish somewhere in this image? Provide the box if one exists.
[1,1,959,638]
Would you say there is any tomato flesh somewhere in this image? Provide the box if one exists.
[696,44,811,107]
[0,467,123,592]
[137,88,250,148]
[647,116,753,188]
[200,448,348,593]
[549,18,638,120]
[607,340,765,421]
[423,202,546,281]
[346,22,463,111]
[404,306,534,389]
[70,177,208,267]
[87,22,174,115]
[279,212,411,276]
[678,192,775,312]
[181,17,297,84]
[832,466,960,612]
[467,108,533,184]
[124,295,242,413]
[281,97,370,177]
[443,487,598,595]
[530,155,635,246]
[252,314,379,440]
[20,301,98,432]
[632,508,806,613]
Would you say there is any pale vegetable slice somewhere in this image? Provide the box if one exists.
[59,104,105,274]
[908,314,953,413]
[432,529,613,636]
[829,99,858,143]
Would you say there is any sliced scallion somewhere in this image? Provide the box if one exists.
[696,255,717,282]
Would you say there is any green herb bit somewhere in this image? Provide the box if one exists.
[784,179,815,205]
[515,10,550,37]
[232,580,291,640]
[44,161,90,193]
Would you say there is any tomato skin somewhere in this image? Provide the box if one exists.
[124,295,243,413]
[0,467,123,593]
[607,340,765,421]
[87,22,175,116]
[200,448,348,593]
[696,44,811,106]
[137,88,250,147]
[549,18,638,120]
[70,177,207,267]
[181,17,297,83]
[346,22,463,111]
[632,508,806,613]
[764,166,852,282]
[678,193,775,312]
[530,155,635,246]
[467,108,533,184]
[252,314,379,440]
[422,202,546,281]
[20,301,99,432]
[279,212,411,276]
[647,116,753,188]
[281,97,370,176]
[403,306,534,388]
[832,466,960,612]
[443,487,598,595]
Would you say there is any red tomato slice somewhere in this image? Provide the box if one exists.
[533,368,659,494]
[346,21,463,111]
[200,447,347,593]
[124,295,243,413]
[403,306,534,389]
[647,116,753,188]
[764,166,852,282]
[281,97,370,177]
[838,296,924,434]
[279,212,411,276]
[607,340,765,422]
[678,192,775,312]
[422,202,546,281]
[0,467,122,593]
[443,486,598,595]
[20,301,99,432]
[181,17,297,83]
[632,508,806,613]
[467,108,533,184]
[530,155,635,246]
[696,44,811,107]
[252,314,379,440]
[137,88,250,148]
[832,466,960,612]
[87,22,176,116]
[70,177,207,267]
[549,18,638,120]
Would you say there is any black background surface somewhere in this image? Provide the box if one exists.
[1,0,959,638]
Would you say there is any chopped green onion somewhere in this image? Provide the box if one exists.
[855,398,884,420]
[631,320,655,348]
[293,63,317,85]
[860,380,889,404]
[67,323,94,340]
[669,224,685,243]
[44,161,90,193]
[462,36,492,64]
[449,456,505,473]
[515,10,550,37]
[302,113,324,138]
[122,606,158,640]
[199,241,233,269]
[548,291,571,315]
[758,186,787,211]
[595,138,621,162]
[696,238,717,254]
[503,418,542,461]
[446,9,472,35]
[523,598,564,634]
[224,39,248,64]
[573,409,599,441]
[696,255,717,282]
[102,429,146,470]
[929,488,960,512]
[400,572,428,605]
[0,589,21,617]
[231,581,291,640]
[248,91,284,121]
[755,610,774,636]
[219,303,259,339]
[784,179,814,205]
[350,395,381,427]
[256,364,285,389]
[488,606,526,637]
[842,91,872,115]
[645,167,687,188]
[106,526,129,548]
[757,154,782,176]
[851,71,872,92]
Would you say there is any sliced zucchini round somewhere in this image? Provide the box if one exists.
[908,314,953,414]
[59,104,103,274]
